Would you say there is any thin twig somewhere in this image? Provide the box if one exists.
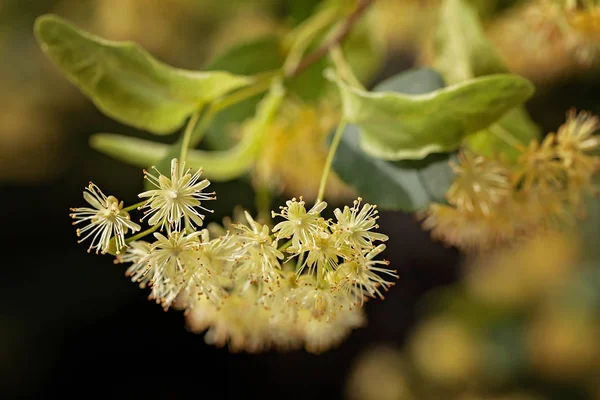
[285,0,374,78]
[316,119,348,203]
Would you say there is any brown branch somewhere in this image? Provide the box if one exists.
[285,0,374,78]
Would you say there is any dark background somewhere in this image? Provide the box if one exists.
[2,1,600,398]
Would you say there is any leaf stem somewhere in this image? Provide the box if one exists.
[317,119,348,203]
[179,111,202,165]
[330,45,364,89]
[212,76,276,114]
[283,6,340,76]
[126,224,159,244]
[286,0,374,78]
[188,73,278,149]
[122,201,146,213]
[188,107,217,148]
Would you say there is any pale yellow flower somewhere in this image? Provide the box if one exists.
[272,197,327,249]
[419,203,517,251]
[232,211,284,287]
[117,241,153,288]
[70,182,141,254]
[296,232,346,279]
[300,307,366,354]
[514,134,563,193]
[447,151,511,216]
[288,274,347,320]
[141,230,203,309]
[333,244,398,306]
[421,111,600,251]
[556,109,600,190]
[200,291,274,353]
[139,158,215,231]
[332,198,389,250]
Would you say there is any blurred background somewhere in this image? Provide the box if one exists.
[1,0,600,398]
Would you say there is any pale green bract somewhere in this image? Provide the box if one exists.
[34,14,251,134]
[434,0,540,161]
[90,79,285,181]
[329,70,535,161]
[433,0,507,85]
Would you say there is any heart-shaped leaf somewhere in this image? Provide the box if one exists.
[34,14,251,134]
[331,70,534,160]
[334,124,456,211]
[332,68,457,211]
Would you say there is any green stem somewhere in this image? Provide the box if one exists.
[490,125,525,151]
[278,239,293,252]
[283,6,340,76]
[126,224,159,244]
[188,107,217,148]
[316,119,347,203]
[187,73,278,149]
[256,183,272,225]
[179,111,202,165]
[330,45,364,89]
[295,251,306,274]
[122,201,145,213]
[286,0,374,78]
[212,76,276,114]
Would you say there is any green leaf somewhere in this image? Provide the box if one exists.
[332,68,457,211]
[334,124,456,211]
[465,108,540,162]
[204,35,284,76]
[286,56,332,101]
[90,80,285,181]
[331,70,535,160]
[375,68,446,95]
[150,35,285,185]
[287,0,324,26]
[34,14,251,134]
[90,133,167,166]
[433,0,540,160]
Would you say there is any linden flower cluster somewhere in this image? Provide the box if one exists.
[70,159,395,353]
[178,197,395,353]
[421,110,600,251]
[552,0,600,63]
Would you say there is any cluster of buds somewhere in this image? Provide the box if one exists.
[421,110,600,251]
[70,160,395,353]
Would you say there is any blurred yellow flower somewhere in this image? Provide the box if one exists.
[487,0,597,82]
[465,230,580,307]
[421,110,600,252]
[527,308,600,380]
[253,99,355,202]
[447,151,512,216]
[346,346,416,400]
[409,316,483,388]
